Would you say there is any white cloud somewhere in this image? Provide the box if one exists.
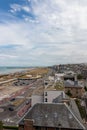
[10,4,30,13]
[0,22,33,47]
[10,4,21,13]
[0,54,17,59]
[22,6,30,12]
[1,0,87,66]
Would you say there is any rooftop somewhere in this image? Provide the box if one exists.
[20,103,85,130]
[64,80,83,88]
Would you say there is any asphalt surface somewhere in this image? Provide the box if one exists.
[0,78,45,126]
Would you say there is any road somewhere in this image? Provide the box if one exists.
[0,78,17,85]
[0,77,45,126]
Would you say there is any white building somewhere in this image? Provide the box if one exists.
[44,90,65,103]
[32,90,65,106]
[55,73,65,81]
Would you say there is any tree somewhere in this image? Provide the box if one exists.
[84,86,87,91]
[77,74,83,80]
[66,90,72,97]
[0,121,3,130]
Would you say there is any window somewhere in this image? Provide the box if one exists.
[42,127,47,130]
[45,128,47,130]
[35,126,41,130]
[56,123,62,130]
[19,126,24,130]
[45,98,48,102]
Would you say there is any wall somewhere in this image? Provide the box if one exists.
[44,90,65,103]
[31,95,43,106]
[65,87,85,98]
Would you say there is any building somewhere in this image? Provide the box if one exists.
[44,90,65,103]
[81,69,87,79]
[31,94,43,106]
[31,88,65,106]
[63,71,77,81]
[64,80,85,98]
[19,103,86,130]
[55,73,65,81]
[31,78,65,105]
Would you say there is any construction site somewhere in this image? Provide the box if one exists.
[0,67,49,126]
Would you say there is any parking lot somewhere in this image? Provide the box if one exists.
[0,78,44,126]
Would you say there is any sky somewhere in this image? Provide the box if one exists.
[0,0,87,66]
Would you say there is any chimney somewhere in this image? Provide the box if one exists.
[74,81,78,86]
[74,74,77,81]
[24,119,34,130]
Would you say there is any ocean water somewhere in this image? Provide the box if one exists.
[0,67,31,75]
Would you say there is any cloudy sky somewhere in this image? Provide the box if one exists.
[0,0,87,66]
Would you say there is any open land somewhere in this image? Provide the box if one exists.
[0,67,50,126]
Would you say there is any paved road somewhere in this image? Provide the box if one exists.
[0,78,17,85]
[0,78,44,126]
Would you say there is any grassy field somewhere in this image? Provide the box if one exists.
[0,67,49,83]
[21,67,50,78]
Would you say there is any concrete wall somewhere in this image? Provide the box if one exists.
[44,90,65,103]
[31,95,43,106]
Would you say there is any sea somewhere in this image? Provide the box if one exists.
[0,67,32,75]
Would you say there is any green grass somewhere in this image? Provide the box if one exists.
[3,125,18,130]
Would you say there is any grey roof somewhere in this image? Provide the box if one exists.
[69,99,83,123]
[20,103,85,130]
[53,95,83,123]
[52,94,63,103]
[64,80,83,88]
[64,74,75,78]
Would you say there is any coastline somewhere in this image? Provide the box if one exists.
[0,67,49,101]
[0,67,33,75]
[0,67,35,82]
[0,67,49,82]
